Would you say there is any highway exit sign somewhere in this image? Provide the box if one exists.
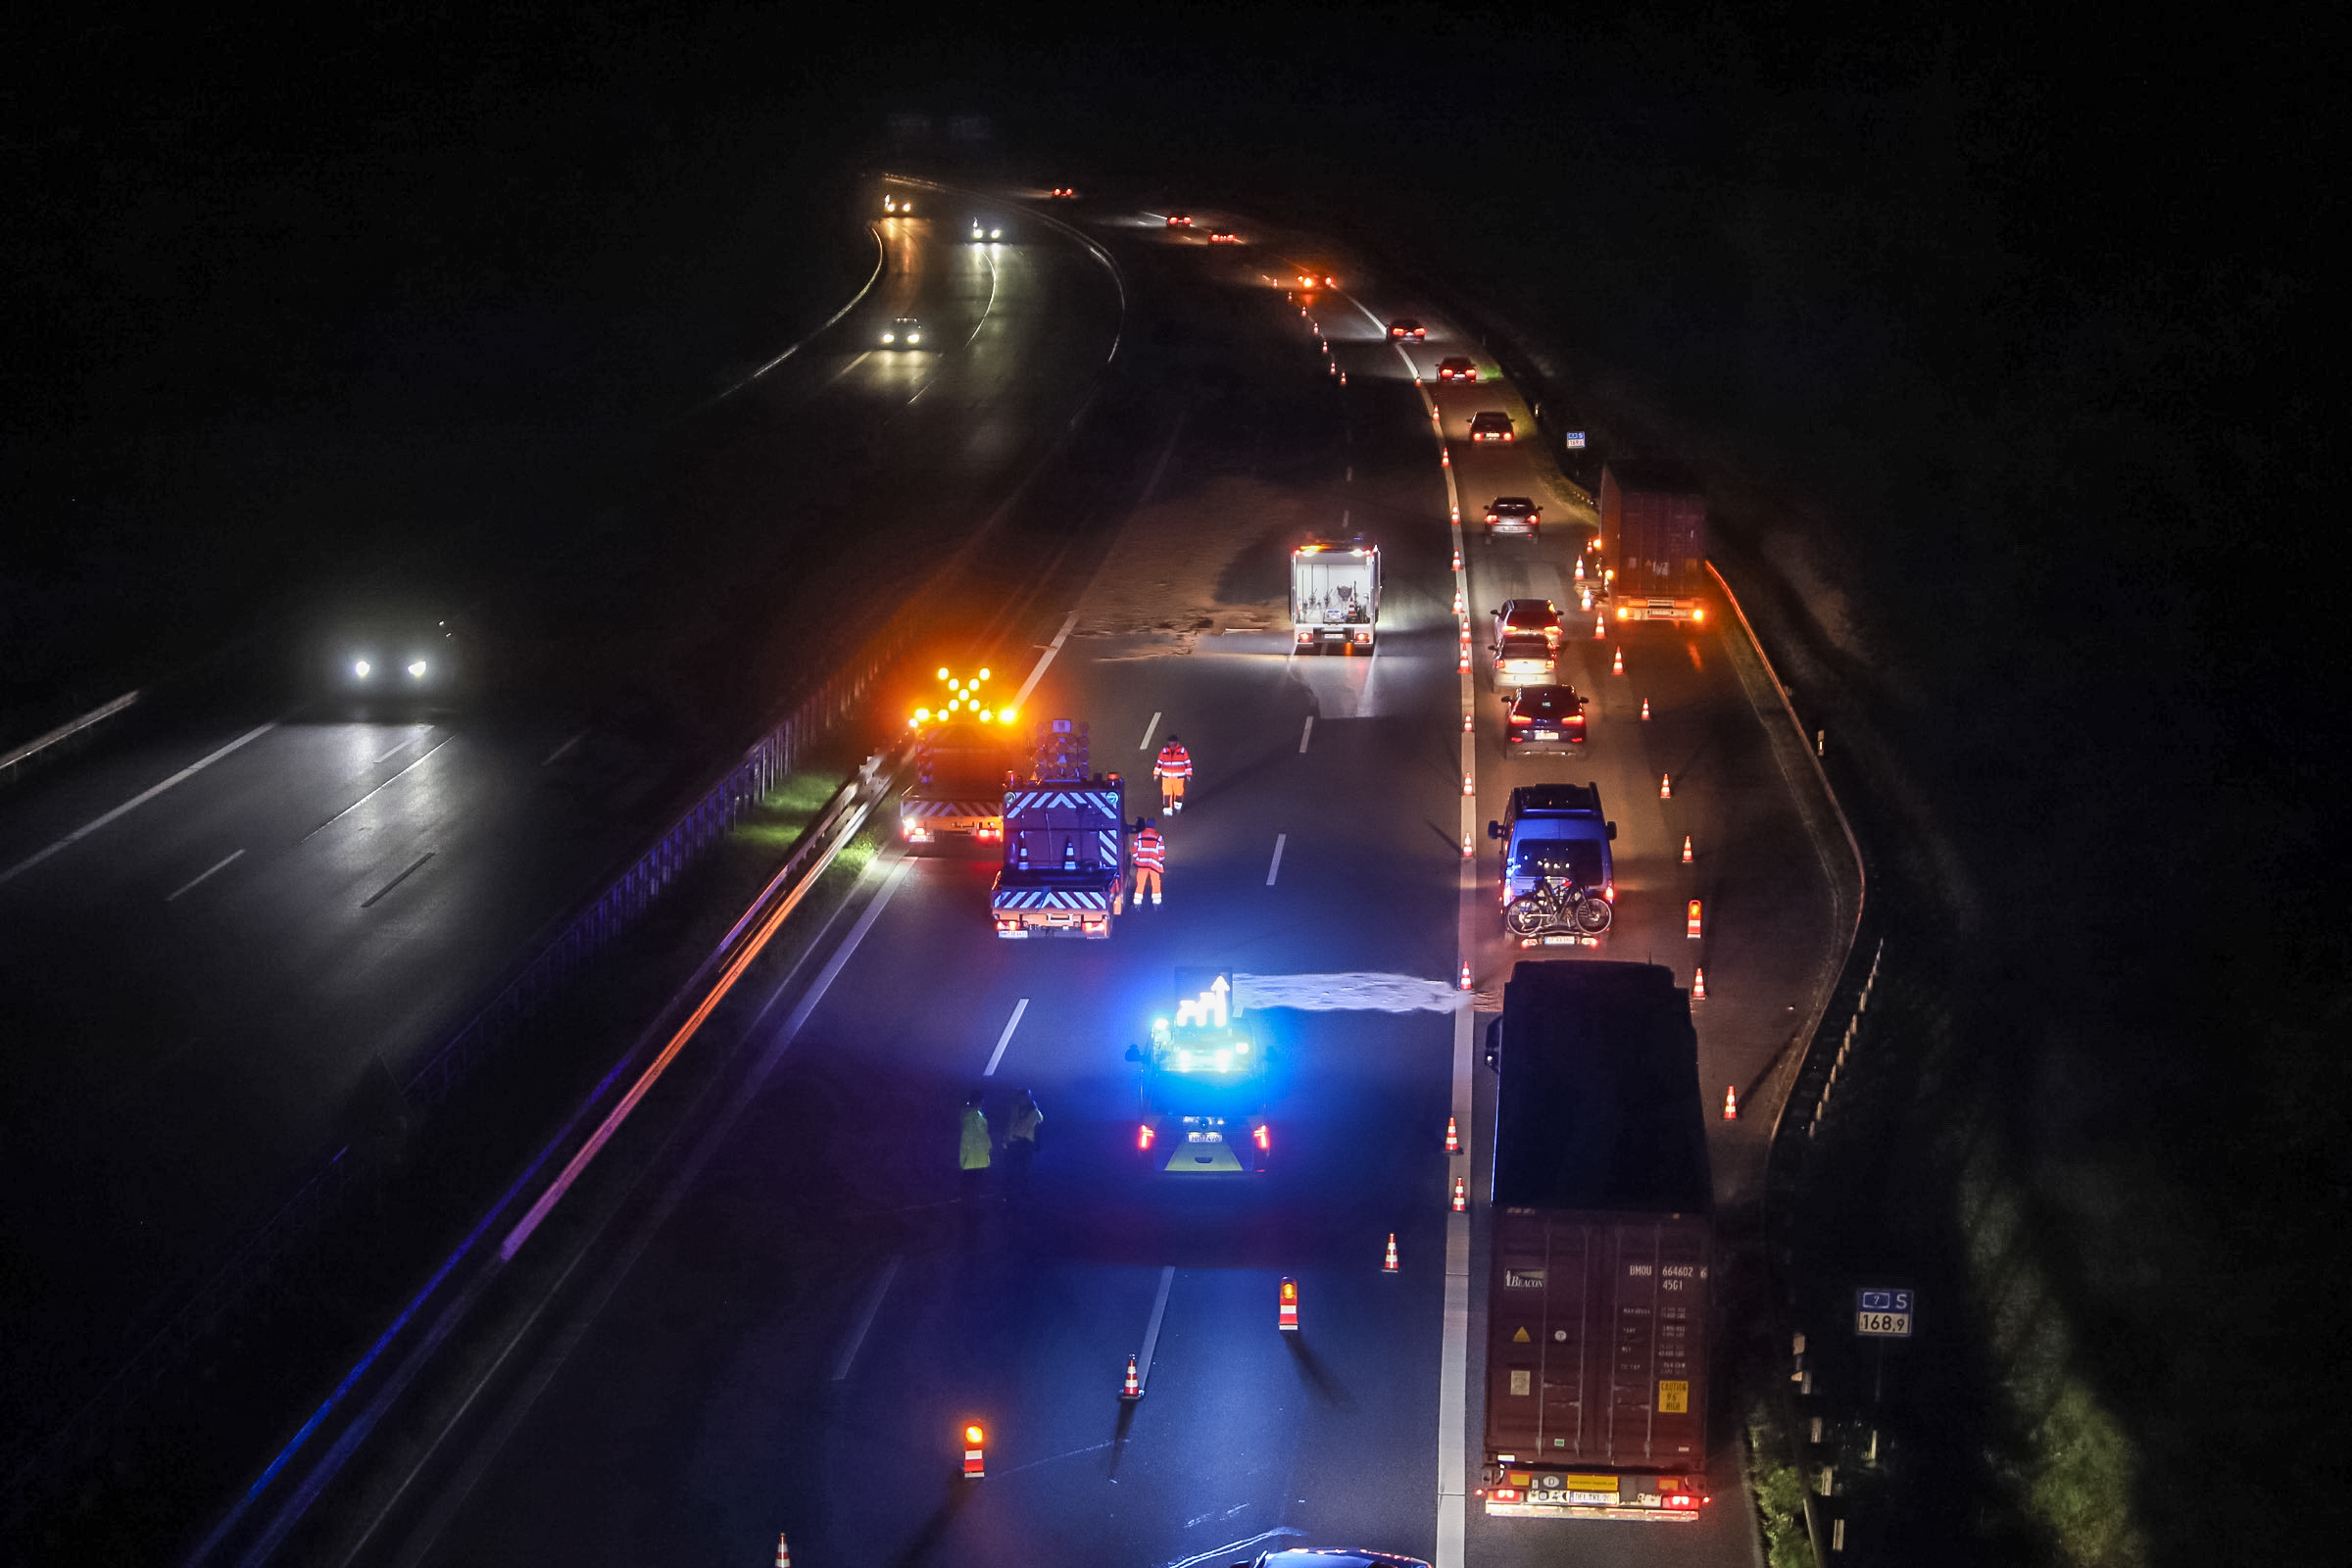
[1855,1288,1914,1338]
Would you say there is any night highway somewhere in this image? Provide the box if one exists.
[4,11,2334,1568]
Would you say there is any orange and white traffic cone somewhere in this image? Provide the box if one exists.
[1463,773,1475,796]
[1120,1354,1142,1400]
[1693,967,1707,1001]
[1642,698,1651,720]
[1279,1277,1299,1332]
[1592,615,1606,640]
[777,1533,792,1568]
[1459,959,1472,992]
[1463,710,1474,732]
[1612,646,1625,676]
[1451,1176,1468,1212]
[1446,1115,1460,1154]
[1683,834,1693,863]
[1660,772,1673,799]
[1384,1233,1399,1274]
[1723,1084,1740,1120]
[1452,547,1462,570]
[1687,899,1703,939]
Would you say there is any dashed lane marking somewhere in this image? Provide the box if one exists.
[983,998,1030,1076]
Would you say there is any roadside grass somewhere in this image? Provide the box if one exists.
[1745,1395,1816,1568]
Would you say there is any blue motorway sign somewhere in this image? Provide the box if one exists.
[1855,1288,1914,1338]
[1562,431,1588,450]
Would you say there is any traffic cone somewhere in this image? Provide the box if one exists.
[1660,772,1673,799]
[1581,589,1592,612]
[1463,773,1475,795]
[1459,959,1472,991]
[1384,1233,1400,1274]
[1452,547,1463,570]
[1723,1084,1740,1121]
[1642,698,1651,720]
[1461,834,1473,859]
[1611,646,1624,675]
[1574,557,1585,581]
[1463,711,1473,732]
[1339,370,1347,386]
[962,1424,987,1478]
[1592,615,1605,640]
[1683,834,1693,863]
[1446,1115,1460,1153]
[1120,1354,1142,1399]
[1279,1277,1299,1331]
[777,1533,792,1568]
[1687,899,1703,939]
[1458,652,1471,672]
[1441,450,1450,467]
[1451,1176,1468,1212]
[1693,967,1707,1001]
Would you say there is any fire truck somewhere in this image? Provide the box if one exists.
[990,719,1126,938]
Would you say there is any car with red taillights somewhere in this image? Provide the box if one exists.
[1164,211,1194,226]
[1504,685,1589,752]
[1491,632,1555,689]
[1468,411,1515,443]
[1437,356,1479,382]
[1492,598,1563,647]
[1387,317,1427,340]
[1484,496,1541,538]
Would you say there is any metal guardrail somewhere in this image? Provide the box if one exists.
[0,690,139,781]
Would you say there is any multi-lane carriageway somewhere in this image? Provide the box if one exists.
[261,203,1850,1568]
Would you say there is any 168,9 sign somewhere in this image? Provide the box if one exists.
[1855,1288,1914,1338]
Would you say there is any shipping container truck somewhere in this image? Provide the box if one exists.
[1291,537,1381,651]
[991,718,1125,938]
[1480,960,1713,1520]
[1598,461,1708,625]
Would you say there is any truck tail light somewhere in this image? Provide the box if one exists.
[1138,1123,1155,1150]
[1493,1488,1523,1502]
[1253,1124,1270,1151]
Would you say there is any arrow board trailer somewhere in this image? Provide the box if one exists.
[1292,539,1381,651]
[1130,969,1271,1173]
[991,718,1125,938]
[1481,960,1713,1520]
[901,718,1021,845]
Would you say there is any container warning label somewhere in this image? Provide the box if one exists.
[1657,1380,1689,1414]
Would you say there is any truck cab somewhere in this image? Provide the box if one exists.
[1488,783,1617,945]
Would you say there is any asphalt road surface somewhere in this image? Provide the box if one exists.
[0,187,1123,1442]
[256,203,1848,1568]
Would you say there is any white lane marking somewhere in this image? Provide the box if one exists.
[360,852,435,909]
[1265,833,1287,887]
[1166,1530,1307,1568]
[0,720,276,888]
[1298,715,1314,754]
[1139,711,1161,752]
[766,857,915,1051]
[1013,611,1080,710]
[165,849,245,904]
[301,734,455,842]
[983,998,1030,1076]
[1134,1264,1176,1394]
[831,1254,902,1382]
[540,730,588,767]
[709,223,886,404]
[372,732,430,765]
[1437,1002,1473,1567]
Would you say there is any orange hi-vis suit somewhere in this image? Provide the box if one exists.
[1132,825,1166,905]
[1153,741,1193,812]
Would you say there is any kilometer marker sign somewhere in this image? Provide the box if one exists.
[1855,1288,1914,1338]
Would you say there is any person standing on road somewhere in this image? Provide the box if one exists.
[1005,1089,1043,1172]
[1131,816,1165,906]
[1154,735,1193,813]
[958,1091,992,1187]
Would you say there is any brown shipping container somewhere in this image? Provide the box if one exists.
[1481,960,1712,1516]
[1599,461,1706,615]
[1485,1210,1712,1488]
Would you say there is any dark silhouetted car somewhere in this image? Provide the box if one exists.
[1387,317,1427,340]
[1468,411,1515,443]
[1437,356,1479,381]
[1504,684,1589,751]
[880,318,923,347]
[1492,598,1563,646]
